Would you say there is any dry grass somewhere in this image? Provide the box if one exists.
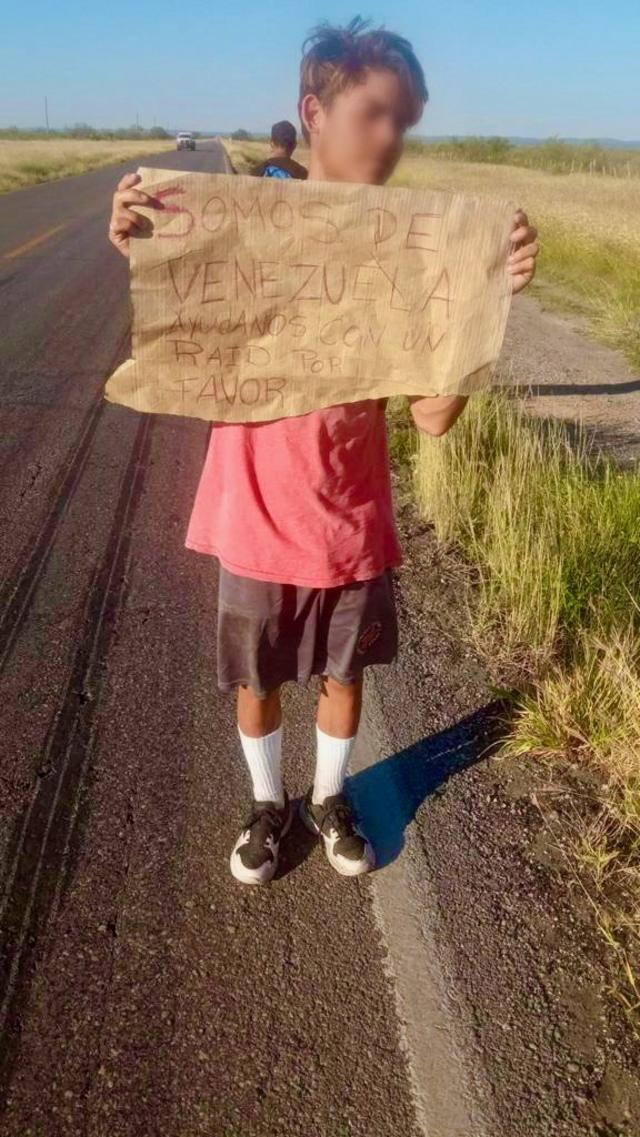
[391,152,640,367]
[391,150,640,246]
[0,138,176,194]
[506,624,640,1027]
[221,137,309,175]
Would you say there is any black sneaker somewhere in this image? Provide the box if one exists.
[299,787,375,876]
[229,789,293,885]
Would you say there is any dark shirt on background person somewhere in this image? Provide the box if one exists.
[250,119,308,180]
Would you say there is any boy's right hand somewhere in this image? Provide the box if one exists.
[108,172,161,258]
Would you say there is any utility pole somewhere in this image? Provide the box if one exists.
[44,95,49,133]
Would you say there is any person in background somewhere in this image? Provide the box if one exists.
[251,119,308,179]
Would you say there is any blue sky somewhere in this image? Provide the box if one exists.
[2,0,639,140]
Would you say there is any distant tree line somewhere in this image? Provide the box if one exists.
[0,124,180,141]
[407,135,640,176]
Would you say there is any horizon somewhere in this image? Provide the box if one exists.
[3,127,640,150]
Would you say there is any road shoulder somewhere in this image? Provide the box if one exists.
[351,487,640,1136]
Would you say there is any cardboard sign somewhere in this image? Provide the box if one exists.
[104,166,516,423]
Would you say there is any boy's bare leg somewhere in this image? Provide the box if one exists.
[237,682,282,736]
[316,674,362,737]
[236,674,361,736]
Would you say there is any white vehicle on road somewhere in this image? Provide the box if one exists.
[176,131,196,151]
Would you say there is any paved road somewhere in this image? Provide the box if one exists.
[0,140,422,1136]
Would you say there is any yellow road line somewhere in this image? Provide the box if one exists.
[5,223,67,260]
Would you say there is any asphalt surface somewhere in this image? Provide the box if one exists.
[0,140,422,1136]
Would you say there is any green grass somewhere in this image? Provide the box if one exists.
[409,389,640,1023]
[414,391,640,664]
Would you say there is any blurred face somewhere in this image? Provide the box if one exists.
[304,68,413,185]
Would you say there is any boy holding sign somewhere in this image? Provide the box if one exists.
[108,17,538,885]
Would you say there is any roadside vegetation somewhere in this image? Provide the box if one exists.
[222,136,286,173]
[406,135,640,177]
[389,388,640,1030]
[391,141,640,370]
[0,127,178,194]
[390,144,639,1020]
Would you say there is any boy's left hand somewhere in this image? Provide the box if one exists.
[507,209,539,294]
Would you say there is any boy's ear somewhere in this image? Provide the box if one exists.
[300,92,323,138]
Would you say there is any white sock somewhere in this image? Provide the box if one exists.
[312,725,356,804]
[237,723,284,807]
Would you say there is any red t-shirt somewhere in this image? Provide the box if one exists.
[184,398,404,588]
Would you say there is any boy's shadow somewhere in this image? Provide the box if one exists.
[276,700,508,878]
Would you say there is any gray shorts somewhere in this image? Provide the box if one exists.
[216,563,398,698]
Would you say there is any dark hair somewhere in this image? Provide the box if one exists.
[271,120,298,153]
[298,15,428,143]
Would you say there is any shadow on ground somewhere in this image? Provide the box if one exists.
[348,700,510,870]
[276,700,510,877]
